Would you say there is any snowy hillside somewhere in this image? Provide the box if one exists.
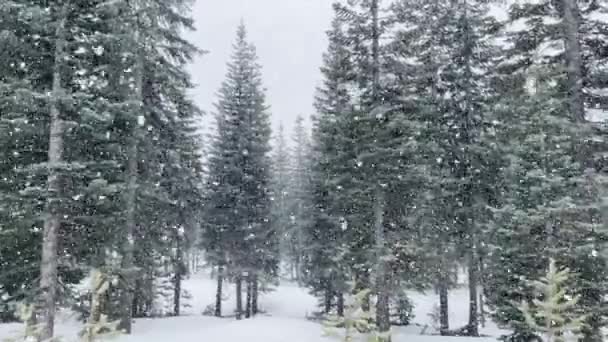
[0,271,503,342]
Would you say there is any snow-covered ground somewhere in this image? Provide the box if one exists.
[0,272,504,341]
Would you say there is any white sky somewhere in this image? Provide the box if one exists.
[186,0,333,138]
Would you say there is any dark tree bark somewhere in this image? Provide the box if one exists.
[252,274,259,316]
[337,292,345,317]
[173,272,181,317]
[215,266,223,317]
[478,254,486,328]
[131,281,140,318]
[439,281,449,335]
[38,4,68,340]
[294,258,301,284]
[375,273,391,338]
[467,253,479,337]
[373,190,390,341]
[118,131,138,333]
[118,15,144,334]
[143,276,154,316]
[461,3,479,335]
[369,2,389,338]
[173,235,184,317]
[561,0,585,123]
[245,274,252,318]
[324,283,333,314]
[235,275,243,320]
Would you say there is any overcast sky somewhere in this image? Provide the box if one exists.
[186,0,334,137]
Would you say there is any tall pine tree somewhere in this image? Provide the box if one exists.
[202,22,276,320]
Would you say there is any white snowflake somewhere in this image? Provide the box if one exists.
[92,45,105,56]
[74,46,87,55]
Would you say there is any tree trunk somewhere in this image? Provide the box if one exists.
[215,266,223,317]
[235,275,243,320]
[376,273,391,339]
[38,4,68,340]
[118,121,138,333]
[173,270,181,317]
[337,292,345,317]
[439,281,449,335]
[467,253,479,337]
[118,17,144,334]
[143,275,154,316]
[459,1,479,336]
[370,0,380,101]
[479,292,485,328]
[373,189,390,341]
[437,250,450,335]
[173,234,183,317]
[245,274,252,318]
[369,0,387,335]
[478,253,486,328]
[324,284,333,314]
[191,252,197,274]
[251,274,258,316]
[131,280,140,318]
[561,0,585,122]
[294,258,300,284]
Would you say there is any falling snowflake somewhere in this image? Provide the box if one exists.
[92,45,105,56]
[75,46,87,55]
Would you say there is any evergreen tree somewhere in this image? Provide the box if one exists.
[333,2,391,329]
[483,1,608,339]
[270,124,293,278]
[202,22,276,320]
[287,115,312,283]
[387,0,501,335]
[309,3,430,332]
[485,63,607,342]
[305,13,355,316]
[497,0,608,120]
[100,0,201,331]
[0,0,202,335]
[0,0,121,332]
[0,1,51,321]
[519,259,587,342]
